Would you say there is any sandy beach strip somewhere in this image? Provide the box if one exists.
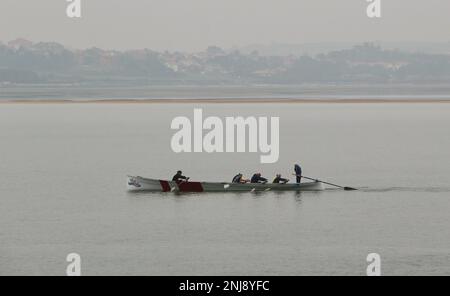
[1,98,450,104]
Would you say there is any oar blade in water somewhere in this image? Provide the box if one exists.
[344,187,358,191]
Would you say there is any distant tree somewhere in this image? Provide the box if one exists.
[206,46,225,56]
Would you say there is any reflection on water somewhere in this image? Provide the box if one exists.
[127,188,317,200]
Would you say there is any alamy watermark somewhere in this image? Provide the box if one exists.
[170,109,280,164]
[367,0,382,18]
[65,1,381,19]
[66,253,81,276]
[63,252,380,275]
[66,0,81,18]
[366,253,381,276]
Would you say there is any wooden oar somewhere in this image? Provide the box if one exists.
[293,174,357,191]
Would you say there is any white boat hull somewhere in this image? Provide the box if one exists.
[127,176,325,192]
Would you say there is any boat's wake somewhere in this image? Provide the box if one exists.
[358,186,450,193]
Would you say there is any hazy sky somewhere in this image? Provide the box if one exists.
[0,0,449,51]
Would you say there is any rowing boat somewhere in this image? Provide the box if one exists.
[127,176,325,192]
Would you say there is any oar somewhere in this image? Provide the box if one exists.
[293,174,357,191]
[171,178,190,192]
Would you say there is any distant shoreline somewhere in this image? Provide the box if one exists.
[1,98,450,104]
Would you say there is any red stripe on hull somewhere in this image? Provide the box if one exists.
[160,180,171,192]
[177,181,204,192]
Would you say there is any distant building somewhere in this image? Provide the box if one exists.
[8,38,33,50]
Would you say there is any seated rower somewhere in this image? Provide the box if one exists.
[273,174,289,184]
[232,173,249,184]
[172,170,189,182]
[251,173,268,184]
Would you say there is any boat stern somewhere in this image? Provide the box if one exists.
[296,180,326,191]
[314,181,326,191]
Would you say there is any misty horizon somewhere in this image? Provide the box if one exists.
[2,40,450,93]
[1,0,449,52]
[2,38,450,56]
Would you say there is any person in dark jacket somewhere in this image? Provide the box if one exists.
[251,173,268,184]
[294,164,302,183]
[232,173,249,184]
[273,174,289,184]
[232,173,242,183]
[172,170,188,182]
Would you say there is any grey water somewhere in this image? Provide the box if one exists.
[1,103,450,275]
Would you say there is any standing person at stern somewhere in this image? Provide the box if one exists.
[295,164,302,184]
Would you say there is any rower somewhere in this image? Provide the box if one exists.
[172,170,189,182]
[294,164,302,184]
[232,173,249,184]
[273,174,289,184]
[251,173,268,184]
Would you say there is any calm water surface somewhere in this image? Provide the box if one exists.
[0,103,449,275]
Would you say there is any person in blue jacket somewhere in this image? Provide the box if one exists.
[294,164,302,184]
[251,173,268,184]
